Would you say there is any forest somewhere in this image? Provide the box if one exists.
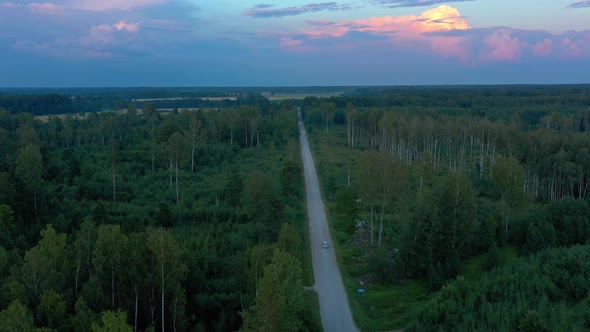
[3,85,590,331]
[301,85,590,330]
[0,97,321,331]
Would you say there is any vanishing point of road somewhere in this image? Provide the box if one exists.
[299,114,359,332]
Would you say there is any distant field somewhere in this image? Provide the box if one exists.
[35,113,89,123]
[262,92,344,100]
[134,97,237,102]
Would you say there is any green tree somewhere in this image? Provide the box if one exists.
[167,131,187,206]
[15,143,43,214]
[242,171,283,239]
[358,152,381,246]
[0,204,14,248]
[72,297,97,332]
[111,138,121,203]
[73,219,97,298]
[189,114,207,173]
[335,188,359,235]
[279,160,302,200]
[20,224,67,303]
[38,289,66,328]
[277,223,301,258]
[93,224,128,309]
[0,300,37,331]
[92,310,133,332]
[147,227,187,332]
[526,220,556,253]
[518,310,549,332]
[126,232,149,332]
[436,172,476,268]
[492,155,525,239]
[401,189,440,277]
[242,249,305,332]
[0,172,16,206]
[224,167,243,208]
[319,102,336,134]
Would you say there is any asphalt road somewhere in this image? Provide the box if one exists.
[299,117,359,332]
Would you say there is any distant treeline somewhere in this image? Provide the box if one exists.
[0,94,105,115]
[305,85,590,111]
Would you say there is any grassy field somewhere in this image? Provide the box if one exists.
[262,92,344,100]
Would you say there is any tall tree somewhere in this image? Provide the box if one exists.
[143,103,158,178]
[15,143,43,215]
[167,132,187,206]
[111,138,121,203]
[358,152,381,246]
[38,289,66,329]
[492,155,525,239]
[93,224,128,310]
[20,225,67,305]
[189,114,206,173]
[436,172,476,271]
[73,220,97,298]
[147,227,187,332]
[242,249,305,332]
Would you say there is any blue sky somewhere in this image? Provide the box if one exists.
[1,0,589,86]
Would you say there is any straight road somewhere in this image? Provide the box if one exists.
[299,115,358,332]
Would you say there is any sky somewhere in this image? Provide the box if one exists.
[0,0,589,86]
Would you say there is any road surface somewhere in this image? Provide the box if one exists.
[299,116,358,332]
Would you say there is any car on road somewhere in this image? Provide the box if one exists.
[322,240,329,249]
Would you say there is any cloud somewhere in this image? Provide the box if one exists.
[568,0,590,8]
[295,5,470,39]
[369,0,474,8]
[481,29,527,62]
[243,2,352,18]
[276,5,590,64]
[254,4,274,9]
[69,0,168,12]
[305,19,336,26]
[27,2,62,15]
[533,38,553,57]
[0,0,171,13]
[14,20,142,58]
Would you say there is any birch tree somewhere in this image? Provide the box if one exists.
[93,224,128,309]
[148,227,187,332]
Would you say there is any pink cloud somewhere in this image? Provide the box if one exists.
[280,37,304,48]
[533,39,553,57]
[302,5,470,38]
[0,0,168,12]
[481,30,527,62]
[561,38,581,58]
[0,2,18,8]
[275,4,590,64]
[69,0,168,11]
[27,2,62,15]
[114,21,140,33]
[284,5,472,59]
[84,21,140,47]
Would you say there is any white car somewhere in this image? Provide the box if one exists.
[322,240,329,249]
